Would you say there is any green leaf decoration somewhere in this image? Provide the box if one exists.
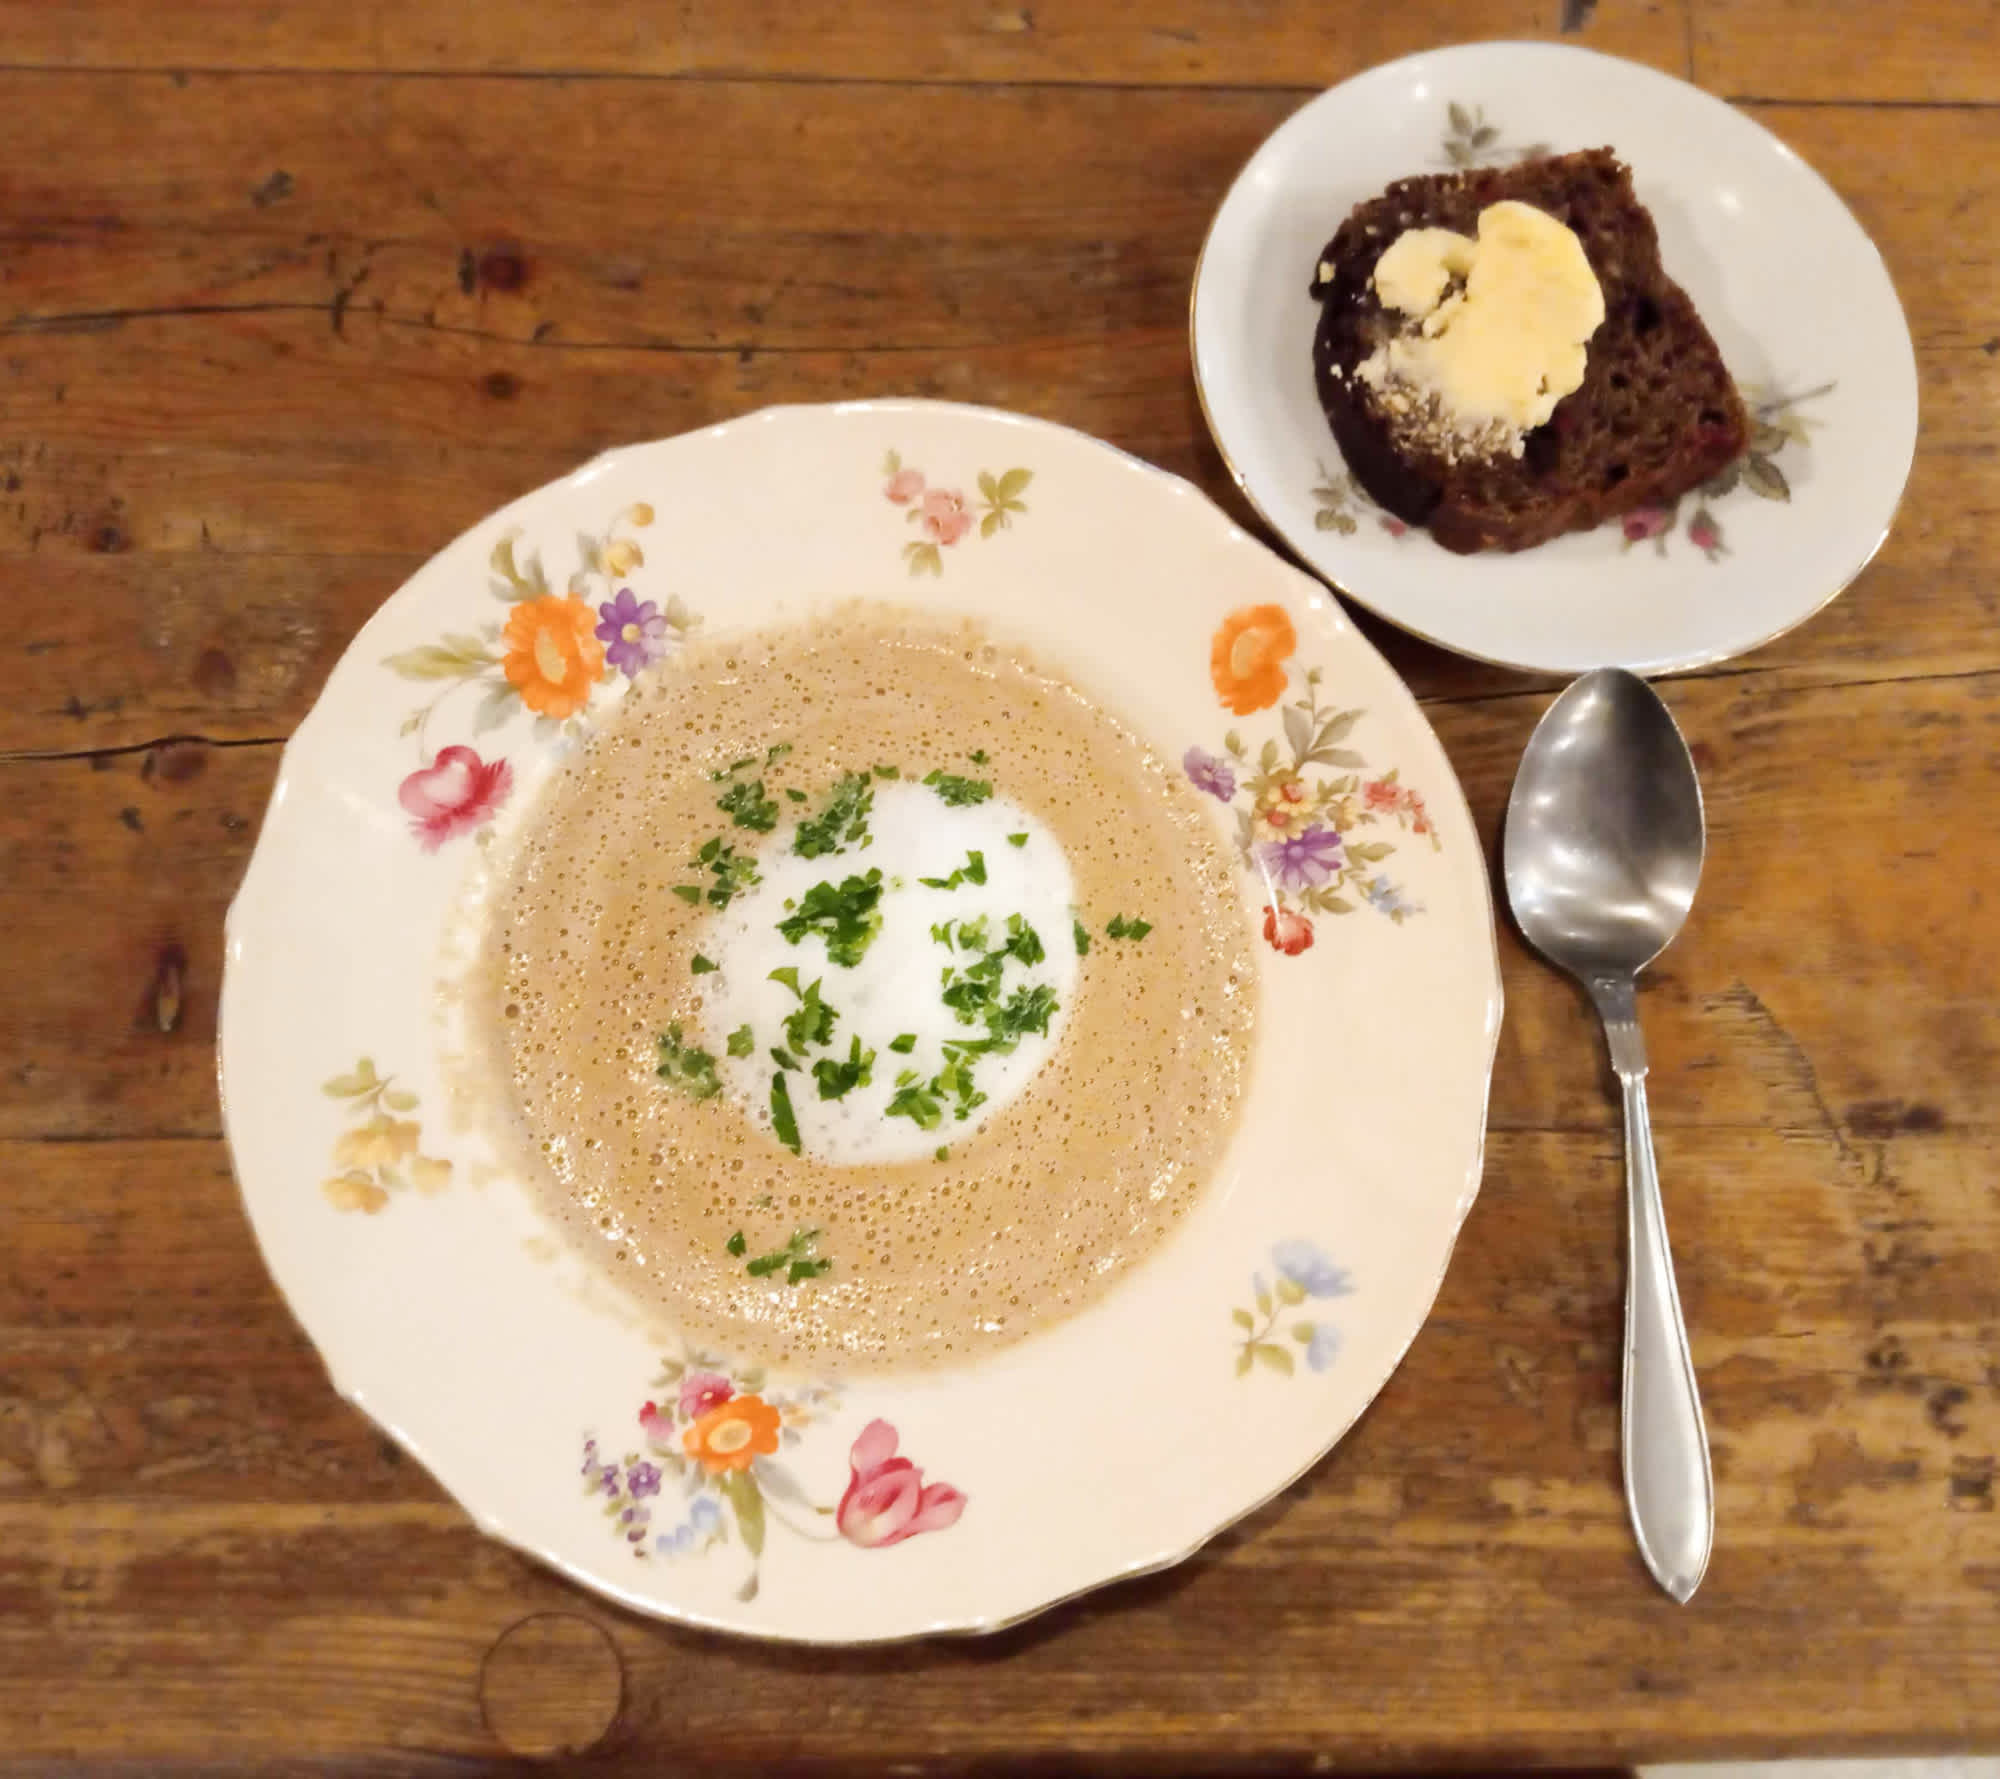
[736,1572,759,1603]
[882,449,901,476]
[383,637,495,681]
[1231,1307,1255,1332]
[471,682,517,736]
[979,509,1003,539]
[995,468,1032,502]
[1349,841,1395,864]
[1223,729,1244,758]
[1254,1286,1273,1319]
[383,1089,419,1112]
[1315,508,1357,534]
[1741,453,1790,501]
[977,470,999,502]
[1291,1321,1316,1342]
[719,1468,766,1558]
[1448,101,1473,135]
[1276,1276,1307,1307]
[1235,1348,1253,1378]
[1281,703,1314,762]
[1253,1341,1295,1376]
[902,540,942,578]
[1307,747,1367,769]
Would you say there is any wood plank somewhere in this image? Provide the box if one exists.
[1697,0,2000,103]
[2,1118,1995,1761]
[2,92,1991,753]
[4,669,1997,1147]
[0,0,1689,82]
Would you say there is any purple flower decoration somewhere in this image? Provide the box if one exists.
[1273,1240,1353,1300]
[1182,747,1237,803]
[595,587,670,679]
[626,1461,662,1500]
[1257,825,1345,892]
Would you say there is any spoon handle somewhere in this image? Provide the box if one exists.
[1594,978,1714,1603]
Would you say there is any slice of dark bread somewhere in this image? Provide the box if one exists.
[1308,149,1748,554]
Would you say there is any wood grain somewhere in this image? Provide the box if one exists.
[0,0,1689,82]
[4,2,1999,1769]
[1697,0,2000,102]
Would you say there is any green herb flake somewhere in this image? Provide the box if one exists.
[781,978,838,1053]
[725,1230,747,1257]
[1007,833,1029,848]
[991,982,1059,1040]
[769,1046,800,1071]
[872,763,900,779]
[1074,918,1091,956]
[769,1072,801,1154]
[765,741,792,766]
[1107,914,1153,941]
[716,777,779,833]
[656,1025,723,1101]
[688,836,761,910]
[889,1033,918,1054]
[794,772,875,860]
[726,1024,755,1058]
[690,953,718,975]
[935,1145,950,1162]
[788,1256,833,1284]
[785,787,809,803]
[964,850,987,885]
[672,884,704,904]
[922,769,993,807]
[957,915,990,953]
[967,749,989,765]
[709,755,757,782]
[776,870,884,968]
[813,1036,876,1102]
[886,1081,944,1130]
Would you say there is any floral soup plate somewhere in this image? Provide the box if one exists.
[221,401,1504,1643]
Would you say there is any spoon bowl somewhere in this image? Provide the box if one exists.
[1504,669,1704,980]
[1503,667,1714,1604]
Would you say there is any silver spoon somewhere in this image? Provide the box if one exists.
[1503,668,1714,1603]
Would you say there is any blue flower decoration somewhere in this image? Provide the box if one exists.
[1271,1240,1354,1299]
[1305,1325,1341,1372]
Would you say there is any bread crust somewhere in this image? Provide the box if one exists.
[1309,150,1749,554]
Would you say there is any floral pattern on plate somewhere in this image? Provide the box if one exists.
[882,450,1033,577]
[1231,1241,1355,1376]
[381,501,701,847]
[1192,605,1435,953]
[319,1057,452,1213]
[582,1351,965,1603]
[1621,382,1832,562]
[1437,100,1550,170]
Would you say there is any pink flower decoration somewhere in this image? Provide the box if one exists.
[1362,777,1402,812]
[1379,517,1409,537]
[676,1371,734,1421]
[397,745,512,850]
[638,1399,675,1444]
[1622,505,1673,543]
[884,466,926,505]
[836,1419,966,1549]
[1689,512,1724,554]
[919,488,973,547]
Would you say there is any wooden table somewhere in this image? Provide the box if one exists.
[4,1,1996,1770]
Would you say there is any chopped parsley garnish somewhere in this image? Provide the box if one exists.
[681,835,760,910]
[766,742,792,766]
[785,786,809,803]
[1073,918,1091,955]
[716,778,779,833]
[1000,913,1044,966]
[769,1046,801,1071]
[794,772,874,859]
[872,763,900,779]
[690,953,718,975]
[1007,832,1028,848]
[886,1077,944,1130]
[922,768,992,807]
[769,1072,801,1154]
[769,969,838,1052]
[888,1033,917,1054]
[742,1226,830,1285]
[1106,914,1153,941]
[934,1051,988,1122]
[709,755,757,782]
[991,982,1059,1040]
[968,749,989,765]
[918,849,988,891]
[956,915,990,952]
[726,1024,755,1057]
[725,1230,747,1257]
[813,1036,876,1101]
[935,1145,950,1162]
[656,1025,722,1100]
[777,870,884,967]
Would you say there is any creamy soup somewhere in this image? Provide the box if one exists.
[468,608,1255,1373]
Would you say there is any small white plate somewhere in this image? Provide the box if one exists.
[221,402,1502,1643]
[1191,41,1919,676]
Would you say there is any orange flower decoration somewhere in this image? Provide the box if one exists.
[502,594,604,719]
[681,1393,782,1474]
[1209,603,1298,716]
